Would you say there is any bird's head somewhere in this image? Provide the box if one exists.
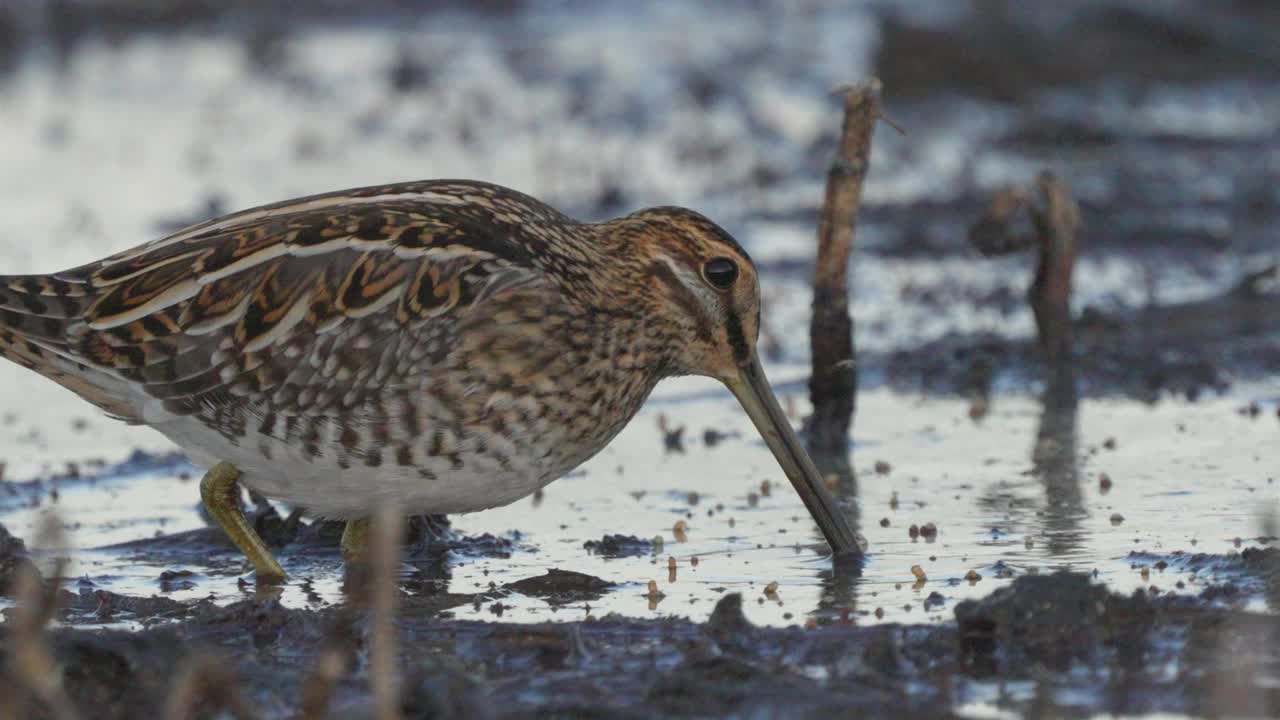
[596,206,864,557]
[603,207,761,382]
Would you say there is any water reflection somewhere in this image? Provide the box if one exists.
[402,549,453,599]
[1031,370,1086,558]
[809,451,864,621]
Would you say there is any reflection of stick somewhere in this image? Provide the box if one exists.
[808,80,880,455]
[369,504,403,720]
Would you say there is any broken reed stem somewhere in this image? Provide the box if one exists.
[369,504,403,720]
[967,170,1081,398]
[1028,172,1080,372]
[808,79,880,456]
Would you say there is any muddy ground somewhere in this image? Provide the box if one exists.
[1,1,1279,718]
[4,531,1280,718]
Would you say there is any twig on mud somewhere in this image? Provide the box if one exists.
[807,78,881,456]
[4,514,77,720]
[162,653,255,720]
[369,504,404,720]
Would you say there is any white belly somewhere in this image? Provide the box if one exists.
[155,414,569,519]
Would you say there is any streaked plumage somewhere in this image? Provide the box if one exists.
[0,179,862,579]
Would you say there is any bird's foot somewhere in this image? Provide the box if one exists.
[199,462,287,584]
[340,517,370,566]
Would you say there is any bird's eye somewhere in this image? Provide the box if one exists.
[702,257,738,289]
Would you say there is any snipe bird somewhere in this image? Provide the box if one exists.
[0,180,862,581]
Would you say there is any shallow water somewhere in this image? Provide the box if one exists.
[3,375,1277,629]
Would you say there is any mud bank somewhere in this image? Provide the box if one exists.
[4,559,1280,718]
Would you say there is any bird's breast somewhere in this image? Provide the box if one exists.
[158,316,664,517]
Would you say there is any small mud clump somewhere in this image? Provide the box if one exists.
[583,534,653,558]
[503,569,614,606]
[956,572,1150,672]
[58,588,193,624]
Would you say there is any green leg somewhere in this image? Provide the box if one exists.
[199,462,286,584]
[340,517,371,566]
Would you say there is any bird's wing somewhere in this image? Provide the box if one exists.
[0,181,563,423]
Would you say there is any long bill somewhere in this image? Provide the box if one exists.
[724,354,866,557]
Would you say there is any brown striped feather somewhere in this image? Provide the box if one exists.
[0,181,574,421]
[0,178,762,469]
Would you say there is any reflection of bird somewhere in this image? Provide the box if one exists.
[0,180,860,581]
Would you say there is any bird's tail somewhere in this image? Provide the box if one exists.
[0,273,138,420]
[0,273,84,364]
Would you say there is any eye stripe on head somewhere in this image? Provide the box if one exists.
[650,254,724,339]
[654,254,718,301]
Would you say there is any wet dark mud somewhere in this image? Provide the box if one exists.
[5,568,1280,718]
[869,220,1279,400]
[582,534,653,558]
[878,275,1280,401]
[876,2,1280,102]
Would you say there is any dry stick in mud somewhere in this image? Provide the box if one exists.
[1027,173,1081,372]
[969,172,1082,377]
[807,80,881,456]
